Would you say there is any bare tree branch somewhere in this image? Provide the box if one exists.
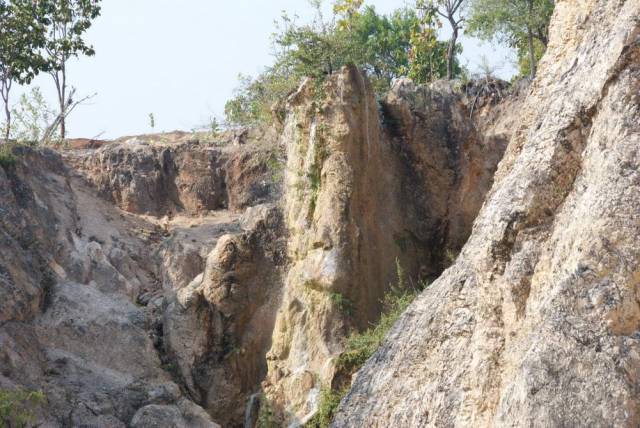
[41,89,96,145]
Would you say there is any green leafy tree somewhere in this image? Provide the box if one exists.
[466,0,554,78]
[224,64,294,126]
[333,0,364,30]
[0,0,50,141]
[345,6,451,91]
[407,6,455,83]
[225,1,453,126]
[43,0,101,140]
[11,86,56,144]
[273,1,345,80]
[418,0,466,79]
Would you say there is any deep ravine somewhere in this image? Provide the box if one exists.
[1,66,519,427]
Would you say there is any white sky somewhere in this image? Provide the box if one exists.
[15,0,517,139]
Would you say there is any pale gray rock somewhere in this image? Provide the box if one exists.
[333,0,640,426]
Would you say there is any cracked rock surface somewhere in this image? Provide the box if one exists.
[333,1,640,426]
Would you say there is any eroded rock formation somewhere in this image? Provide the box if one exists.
[4,5,628,424]
[262,66,511,424]
[334,0,640,426]
[0,146,219,427]
[162,204,286,426]
[67,138,280,216]
[0,62,517,426]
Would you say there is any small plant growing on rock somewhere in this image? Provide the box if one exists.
[0,144,16,168]
[444,248,459,267]
[304,385,348,428]
[256,393,279,428]
[266,152,285,183]
[306,261,425,427]
[0,388,46,428]
[329,292,353,316]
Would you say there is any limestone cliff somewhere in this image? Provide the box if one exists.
[4,3,630,424]
[67,137,280,216]
[334,0,640,426]
[0,146,219,427]
[262,66,510,424]
[0,62,519,426]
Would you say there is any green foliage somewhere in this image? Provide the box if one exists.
[266,152,285,183]
[347,6,454,91]
[43,0,101,67]
[10,87,56,145]
[466,0,554,77]
[337,284,417,373]
[304,261,425,427]
[0,0,101,141]
[43,0,102,139]
[444,248,458,267]
[515,37,546,79]
[416,0,466,79]
[225,1,453,127]
[0,143,16,168]
[0,0,51,139]
[208,116,220,136]
[335,260,421,379]
[224,66,294,126]
[0,388,46,428]
[304,386,348,428]
[256,393,279,428]
[329,292,353,316]
[274,3,341,80]
[148,112,155,130]
[406,9,455,83]
[0,0,50,85]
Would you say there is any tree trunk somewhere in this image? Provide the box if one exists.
[59,66,67,140]
[53,65,67,141]
[4,102,10,142]
[1,81,11,143]
[447,26,458,80]
[59,97,66,140]
[527,27,537,79]
[527,0,537,79]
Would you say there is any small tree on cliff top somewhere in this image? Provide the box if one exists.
[0,0,50,141]
[466,0,554,78]
[417,0,466,80]
[43,0,101,140]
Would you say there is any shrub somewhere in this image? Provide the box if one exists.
[10,87,56,145]
[304,386,348,428]
[225,3,454,127]
[329,292,353,316]
[0,144,16,169]
[256,393,279,428]
[307,261,426,427]
[0,388,46,428]
[336,281,417,374]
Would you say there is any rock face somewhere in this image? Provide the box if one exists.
[334,1,640,426]
[67,139,281,216]
[0,64,524,427]
[262,67,510,424]
[162,204,286,426]
[0,146,220,427]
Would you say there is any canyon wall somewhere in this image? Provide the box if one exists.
[334,0,640,426]
[0,65,524,426]
[67,139,280,216]
[263,66,511,424]
[0,147,219,427]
